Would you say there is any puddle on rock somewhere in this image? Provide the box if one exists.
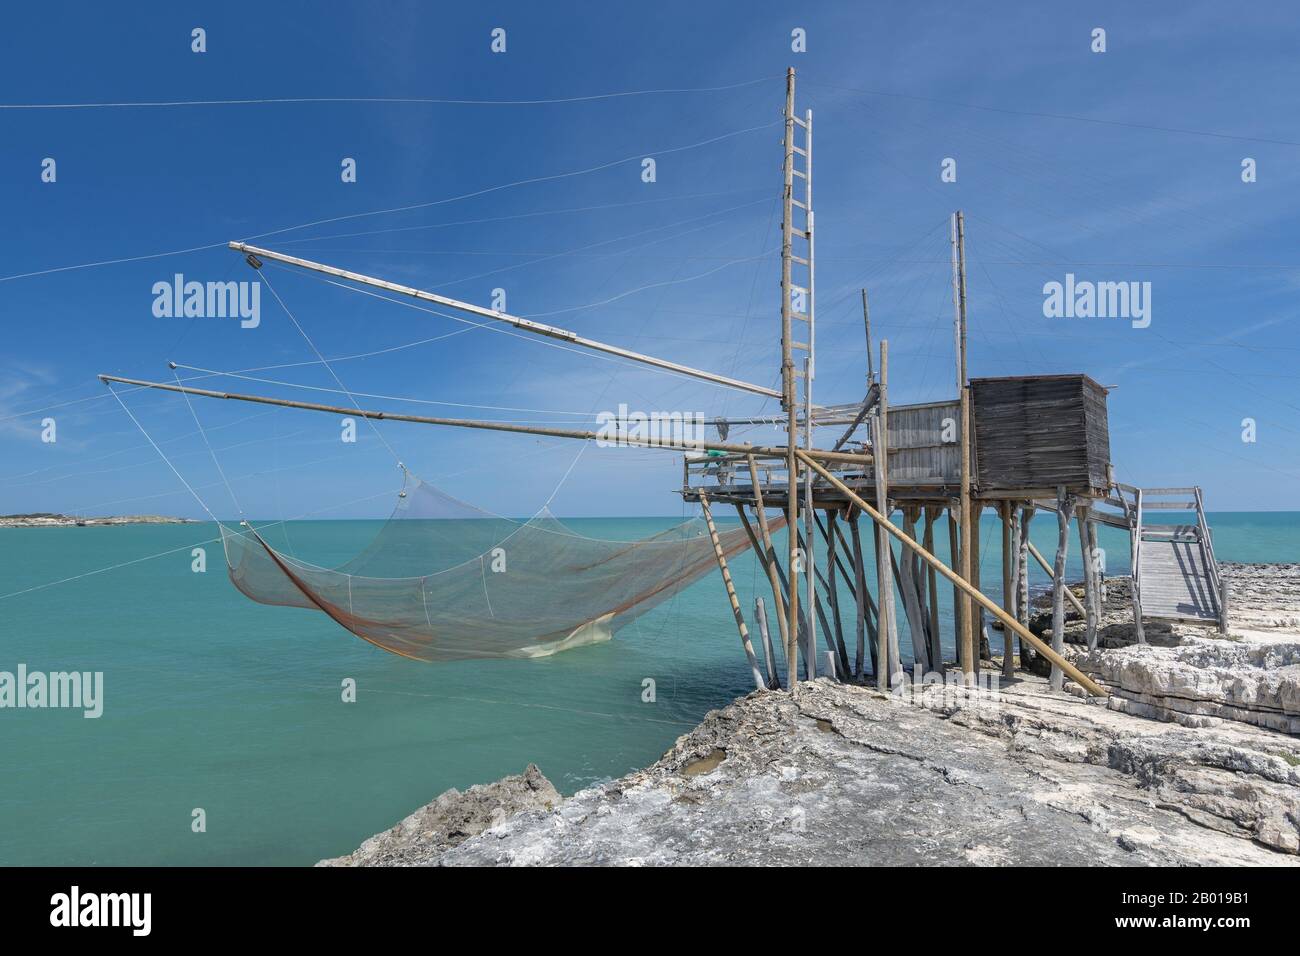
[682,748,727,777]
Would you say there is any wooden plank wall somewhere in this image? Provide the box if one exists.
[970,375,1110,492]
[883,400,960,484]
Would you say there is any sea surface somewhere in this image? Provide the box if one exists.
[0,511,1295,866]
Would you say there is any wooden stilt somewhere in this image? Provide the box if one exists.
[872,340,897,687]
[744,455,793,686]
[958,387,975,683]
[970,499,986,662]
[754,596,781,689]
[1000,501,1015,678]
[823,512,853,676]
[1017,504,1036,668]
[699,494,766,692]
[1077,503,1099,651]
[1049,486,1078,692]
[923,506,943,673]
[848,513,877,680]
[948,502,965,671]
[795,451,1107,696]
[897,509,930,673]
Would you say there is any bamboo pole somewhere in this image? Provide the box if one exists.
[699,494,766,692]
[794,451,1107,697]
[948,503,964,670]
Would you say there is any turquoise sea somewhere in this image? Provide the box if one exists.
[1,511,1295,866]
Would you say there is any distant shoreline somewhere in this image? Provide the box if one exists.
[0,513,196,528]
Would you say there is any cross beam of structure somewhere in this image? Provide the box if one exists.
[228,241,785,402]
[96,375,870,466]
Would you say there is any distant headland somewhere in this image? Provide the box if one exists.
[0,513,196,528]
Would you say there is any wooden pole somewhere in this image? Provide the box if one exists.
[99,376,868,465]
[744,455,792,683]
[1049,487,1078,692]
[872,340,897,687]
[898,508,930,673]
[1000,501,1015,678]
[948,503,964,670]
[754,597,781,689]
[227,242,782,402]
[1016,504,1036,668]
[1027,541,1086,616]
[823,512,852,676]
[699,494,766,691]
[780,66,801,693]
[848,514,876,680]
[958,386,975,682]
[794,451,1107,697]
[923,506,943,673]
[1077,503,1099,651]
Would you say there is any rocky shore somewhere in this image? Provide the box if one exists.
[323,562,1300,867]
[0,513,195,528]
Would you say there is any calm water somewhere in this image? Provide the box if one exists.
[1,511,1295,865]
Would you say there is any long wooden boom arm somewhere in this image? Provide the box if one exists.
[229,241,785,401]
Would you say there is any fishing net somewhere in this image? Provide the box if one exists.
[218,474,777,662]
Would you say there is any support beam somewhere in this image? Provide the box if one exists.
[848,513,877,680]
[1000,501,1015,679]
[754,597,781,689]
[1077,503,1100,651]
[795,451,1107,697]
[744,456,792,686]
[923,506,943,674]
[97,376,869,466]
[872,340,898,686]
[699,494,766,692]
[1049,487,1079,692]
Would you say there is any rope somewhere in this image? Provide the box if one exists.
[257,268,404,468]
[171,368,245,517]
[106,385,222,524]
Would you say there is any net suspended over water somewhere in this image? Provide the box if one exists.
[218,474,779,662]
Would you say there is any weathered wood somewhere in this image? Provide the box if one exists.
[1077,504,1099,650]
[745,455,793,688]
[796,450,1107,697]
[923,506,943,673]
[754,596,781,689]
[848,514,877,680]
[948,502,965,672]
[698,494,766,692]
[897,508,931,673]
[1017,504,1036,667]
[970,375,1111,492]
[873,340,897,686]
[1049,487,1078,692]
[1027,540,1086,617]
[823,512,852,676]
[1001,501,1015,678]
[959,386,975,680]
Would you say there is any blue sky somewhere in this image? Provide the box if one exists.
[1,1,1298,518]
